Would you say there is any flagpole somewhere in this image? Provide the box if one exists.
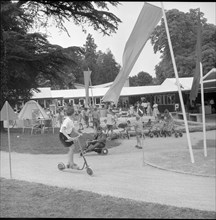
[200,63,207,156]
[161,2,194,163]
[142,130,145,166]
[89,78,94,107]
[6,101,13,179]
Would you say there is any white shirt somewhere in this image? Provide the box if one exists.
[60,116,74,134]
[142,102,148,108]
[106,113,115,125]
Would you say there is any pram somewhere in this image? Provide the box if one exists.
[81,127,108,155]
[117,120,131,139]
[144,119,164,138]
[162,119,183,138]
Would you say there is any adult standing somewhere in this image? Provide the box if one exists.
[152,103,160,119]
[141,98,148,115]
[92,107,101,131]
[146,101,152,116]
[209,98,215,113]
[136,102,144,117]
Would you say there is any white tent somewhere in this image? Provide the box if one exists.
[18,100,49,120]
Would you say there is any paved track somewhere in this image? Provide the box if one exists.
[1,131,215,212]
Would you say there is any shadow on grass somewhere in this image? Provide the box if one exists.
[145,138,216,177]
[193,139,216,149]
[0,131,121,154]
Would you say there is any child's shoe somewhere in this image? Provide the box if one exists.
[135,145,142,149]
[67,163,80,169]
[72,163,80,169]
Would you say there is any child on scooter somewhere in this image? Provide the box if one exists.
[59,106,82,169]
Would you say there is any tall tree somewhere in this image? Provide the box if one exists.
[150,8,216,84]
[18,1,121,36]
[82,33,98,85]
[0,1,121,108]
[95,49,120,85]
[129,71,153,86]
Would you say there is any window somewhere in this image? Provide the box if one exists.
[95,97,101,105]
[167,94,175,104]
[154,94,175,105]
[154,95,162,105]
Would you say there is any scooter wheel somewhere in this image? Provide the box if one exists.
[58,162,65,171]
[101,148,108,155]
[175,133,178,138]
[86,167,93,176]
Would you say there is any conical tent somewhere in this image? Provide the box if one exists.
[18,100,49,120]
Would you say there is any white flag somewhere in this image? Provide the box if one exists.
[84,70,92,107]
[102,3,162,105]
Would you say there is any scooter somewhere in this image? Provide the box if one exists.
[57,135,93,176]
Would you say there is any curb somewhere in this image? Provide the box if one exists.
[143,160,216,178]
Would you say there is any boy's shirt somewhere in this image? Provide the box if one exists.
[60,116,74,134]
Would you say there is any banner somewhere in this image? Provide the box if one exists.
[190,10,202,104]
[102,3,162,105]
[83,69,92,107]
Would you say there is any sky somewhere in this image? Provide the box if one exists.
[44,1,216,78]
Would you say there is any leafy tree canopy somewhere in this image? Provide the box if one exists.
[129,71,153,87]
[0,1,121,108]
[17,1,122,36]
[150,8,216,84]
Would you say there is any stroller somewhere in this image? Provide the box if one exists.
[162,119,183,138]
[81,127,108,155]
[144,119,164,138]
[117,120,131,139]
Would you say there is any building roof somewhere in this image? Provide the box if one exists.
[31,87,52,99]
[31,77,215,100]
[91,82,113,88]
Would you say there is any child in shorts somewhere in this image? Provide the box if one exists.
[133,115,144,149]
[59,106,81,169]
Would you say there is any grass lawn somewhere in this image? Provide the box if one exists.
[1,177,216,218]
[0,128,120,154]
[145,138,216,177]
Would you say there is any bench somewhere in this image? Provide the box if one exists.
[189,113,202,122]
[177,113,189,120]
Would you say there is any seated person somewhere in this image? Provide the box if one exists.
[82,126,107,154]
